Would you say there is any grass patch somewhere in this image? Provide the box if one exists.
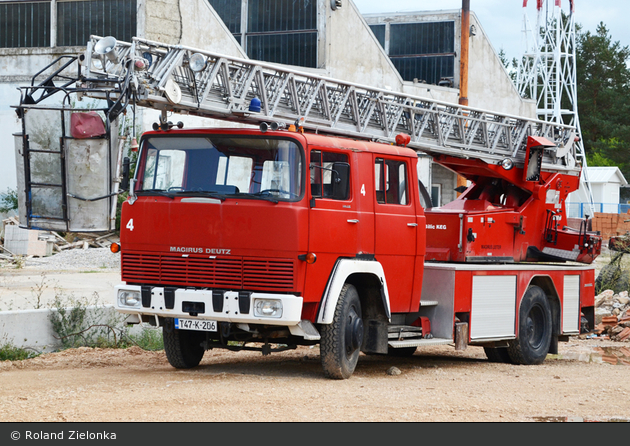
[48,287,164,351]
[0,342,40,361]
[123,327,164,351]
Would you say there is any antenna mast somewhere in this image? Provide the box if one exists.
[517,0,595,218]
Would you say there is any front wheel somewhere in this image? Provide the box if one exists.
[320,284,364,379]
[507,286,552,365]
[163,320,206,369]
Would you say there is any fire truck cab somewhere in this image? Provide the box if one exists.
[113,126,596,379]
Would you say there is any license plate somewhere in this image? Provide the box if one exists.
[175,318,217,332]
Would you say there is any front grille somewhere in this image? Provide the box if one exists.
[122,252,295,292]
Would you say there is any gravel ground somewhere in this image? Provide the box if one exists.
[0,248,122,311]
[22,248,121,271]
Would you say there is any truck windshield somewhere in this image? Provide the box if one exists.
[136,135,304,201]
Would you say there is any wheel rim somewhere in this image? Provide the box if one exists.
[525,304,545,349]
[344,305,363,358]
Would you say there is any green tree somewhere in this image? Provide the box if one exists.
[498,48,519,84]
[576,22,630,178]
[0,188,18,214]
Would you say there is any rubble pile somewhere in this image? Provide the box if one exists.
[592,290,630,341]
[1,217,118,268]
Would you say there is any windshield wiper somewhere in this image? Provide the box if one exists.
[138,189,229,201]
[240,191,280,204]
[137,189,176,199]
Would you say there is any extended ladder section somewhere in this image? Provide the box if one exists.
[27,35,580,176]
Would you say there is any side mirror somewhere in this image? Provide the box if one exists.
[121,157,130,191]
[331,162,350,200]
[418,180,433,209]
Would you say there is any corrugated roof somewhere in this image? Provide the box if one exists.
[584,167,628,185]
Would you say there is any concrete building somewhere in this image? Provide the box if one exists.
[0,0,534,207]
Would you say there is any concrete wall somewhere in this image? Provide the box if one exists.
[144,0,246,58]
[0,84,19,194]
[467,13,536,117]
[432,164,458,206]
[325,2,404,91]
[0,305,141,351]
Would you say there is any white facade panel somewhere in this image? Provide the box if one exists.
[470,275,516,340]
[562,275,580,333]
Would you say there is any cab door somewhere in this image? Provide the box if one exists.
[374,156,417,313]
[305,149,366,302]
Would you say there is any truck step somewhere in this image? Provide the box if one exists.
[419,300,438,307]
[387,324,423,340]
[388,324,423,333]
[388,338,453,348]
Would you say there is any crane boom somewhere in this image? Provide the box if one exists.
[20,35,580,177]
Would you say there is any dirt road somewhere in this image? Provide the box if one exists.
[1,249,628,423]
[1,338,629,423]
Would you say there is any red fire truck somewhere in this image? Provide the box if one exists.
[14,36,601,379]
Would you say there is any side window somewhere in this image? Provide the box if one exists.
[310,151,350,200]
[375,158,408,205]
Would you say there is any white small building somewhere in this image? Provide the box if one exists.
[568,167,629,217]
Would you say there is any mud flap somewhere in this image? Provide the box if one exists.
[549,335,558,355]
[362,319,388,354]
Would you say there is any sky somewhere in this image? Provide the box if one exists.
[353,0,630,62]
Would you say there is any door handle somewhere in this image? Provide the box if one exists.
[407,223,418,227]
[347,219,359,224]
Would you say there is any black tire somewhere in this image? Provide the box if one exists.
[507,286,552,365]
[387,346,417,357]
[163,321,206,369]
[320,284,364,379]
[484,346,513,363]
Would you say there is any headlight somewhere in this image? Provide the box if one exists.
[253,299,283,318]
[189,53,207,72]
[118,290,141,308]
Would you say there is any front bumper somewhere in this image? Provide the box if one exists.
[115,285,304,326]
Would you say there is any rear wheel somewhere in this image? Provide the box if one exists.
[320,284,363,379]
[507,286,552,365]
[163,320,206,369]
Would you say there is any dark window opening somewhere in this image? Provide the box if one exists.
[431,184,441,208]
[0,1,51,48]
[371,21,456,86]
[57,0,136,47]
[207,0,241,40]
[389,22,454,57]
[208,0,318,68]
[369,24,385,48]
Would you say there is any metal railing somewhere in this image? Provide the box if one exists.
[566,202,630,218]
